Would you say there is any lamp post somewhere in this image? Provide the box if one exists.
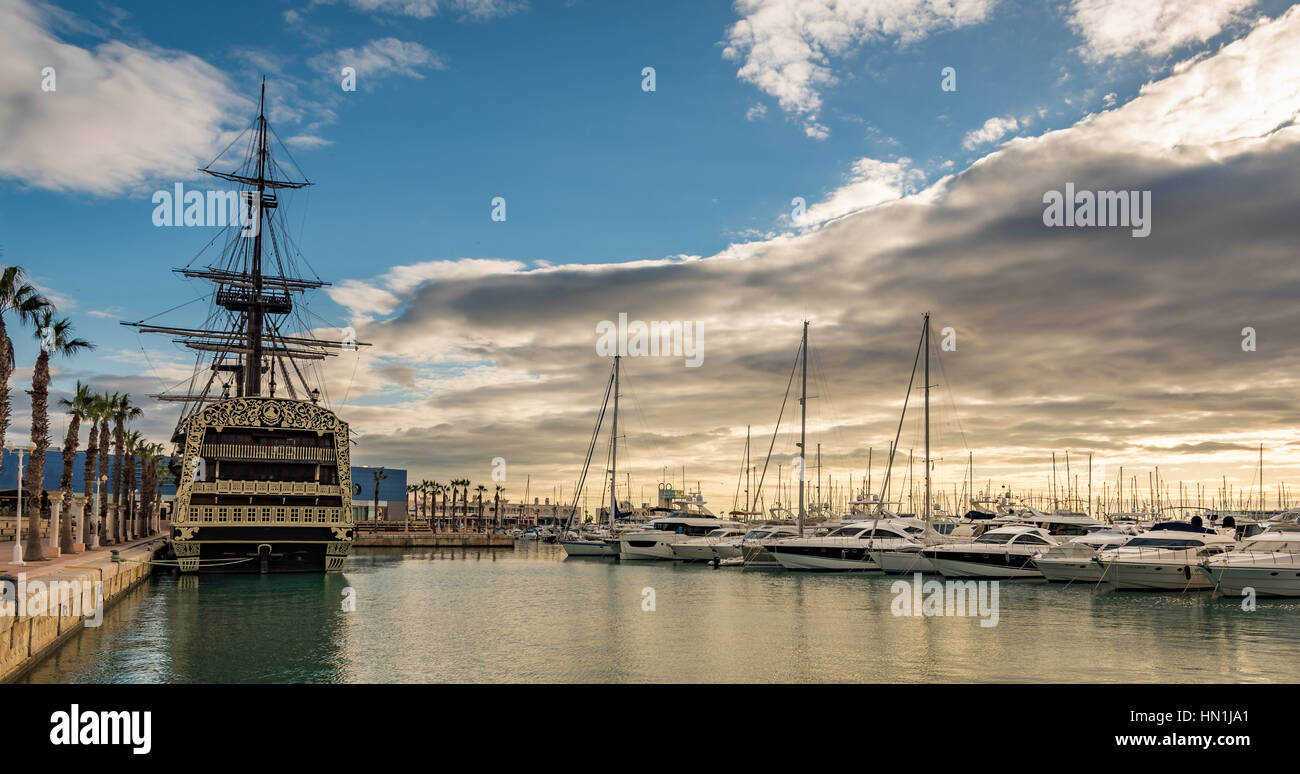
[8,444,31,566]
[90,474,107,550]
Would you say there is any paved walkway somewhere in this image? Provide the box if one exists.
[0,533,167,579]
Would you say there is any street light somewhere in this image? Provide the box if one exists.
[7,444,32,566]
[89,473,107,550]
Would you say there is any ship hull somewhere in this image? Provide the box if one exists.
[172,525,351,573]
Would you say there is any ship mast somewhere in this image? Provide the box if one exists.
[124,78,368,432]
[247,79,269,398]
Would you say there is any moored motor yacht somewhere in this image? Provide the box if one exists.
[1093,519,1238,590]
[730,523,801,566]
[1198,528,1300,596]
[1033,528,1135,583]
[670,526,751,562]
[618,493,742,560]
[770,519,926,571]
[922,525,1059,578]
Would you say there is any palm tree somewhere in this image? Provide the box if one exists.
[0,264,52,477]
[123,430,142,539]
[493,484,505,533]
[431,482,444,531]
[138,442,164,536]
[456,479,470,529]
[97,392,116,543]
[371,467,388,521]
[22,313,93,561]
[57,381,93,552]
[81,393,103,545]
[406,483,419,531]
[110,394,142,543]
[475,484,487,532]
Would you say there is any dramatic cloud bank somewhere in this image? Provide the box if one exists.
[319,6,1300,510]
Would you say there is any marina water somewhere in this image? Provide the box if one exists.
[20,544,1299,683]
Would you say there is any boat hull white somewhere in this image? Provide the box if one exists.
[1034,556,1106,583]
[561,540,617,557]
[926,555,1043,579]
[870,549,937,574]
[771,546,879,571]
[619,535,682,560]
[1096,560,1212,590]
[1198,564,1300,597]
[670,543,721,562]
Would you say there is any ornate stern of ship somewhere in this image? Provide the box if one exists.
[171,397,354,573]
[124,79,369,573]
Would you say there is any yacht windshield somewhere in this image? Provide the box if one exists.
[707,529,729,538]
[975,532,1018,544]
[827,527,865,538]
[1126,537,1204,548]
[744,530,771,539]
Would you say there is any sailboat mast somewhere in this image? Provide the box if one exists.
[799,320,808,536]
[610,355,619,528]
[924,312,931,523]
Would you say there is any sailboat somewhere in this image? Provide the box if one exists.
[868,313,966,574]
[561,356,622,557]
[125,80,367,573]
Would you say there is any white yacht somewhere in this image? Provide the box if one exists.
[922,525,1058,578]
[770,519,926,571]
[669,526,751,562]
[1033,528,1136,583]
[1093,520,1238,590]
[561,524,621,557]
[618,493,742,560]
[1198,528,1300,596]
[734,524,802,566]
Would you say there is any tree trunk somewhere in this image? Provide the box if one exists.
[23,351,50,561]
[0,315,10,480]
[59,411,80,553]
[113,420,124,543]
[82,421,97,544]
[98,419,109,543]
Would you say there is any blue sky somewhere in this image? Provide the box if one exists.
[5,0,1300,506]
[5,0,1258,373]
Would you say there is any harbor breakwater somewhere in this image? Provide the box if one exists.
[353,532,514,548]
[1,538,167,683]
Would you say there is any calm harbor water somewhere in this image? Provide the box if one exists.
[20,543,1300,683]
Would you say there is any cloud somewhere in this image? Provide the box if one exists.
[310,38,445,82]
[962,115,1019,149]
[0,0,245,195]
[285,134,334,149]
[793,157,927,228]
[320,6,1300,509]
[1068,0,1258,61]
[342,0,525,20]
[722,0,997,137]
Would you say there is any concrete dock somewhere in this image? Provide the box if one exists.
[0,536,167,683]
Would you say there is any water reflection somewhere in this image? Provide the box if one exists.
[20,544,1300,683]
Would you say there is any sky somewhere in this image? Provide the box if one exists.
[2,0,1299,514]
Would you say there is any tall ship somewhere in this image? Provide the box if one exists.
[126,80,366,573]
